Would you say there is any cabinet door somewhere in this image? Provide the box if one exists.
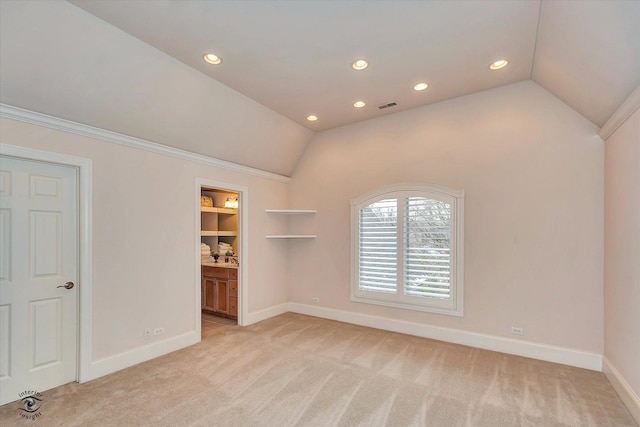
[229,297,238,317]
[229,280,238,297]
[215,279,229,315]
[203,277,216,311]
[229,280,238,318]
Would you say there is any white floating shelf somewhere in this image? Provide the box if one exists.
[265,209,317,214]
[201,230,238,237]
[201,207,238,214]
[265,235,317,239]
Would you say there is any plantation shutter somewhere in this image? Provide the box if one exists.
[358,198,397,293]
[404,197,451,299]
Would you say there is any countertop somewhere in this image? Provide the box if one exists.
[201,261,238,269]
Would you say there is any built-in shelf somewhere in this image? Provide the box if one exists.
[265,209,317,239]
[201,230,238,237]
[265,209,317,214]
[265,235,317,239]
[201,207,237,214]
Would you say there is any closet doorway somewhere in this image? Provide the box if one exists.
[195,179,248,336]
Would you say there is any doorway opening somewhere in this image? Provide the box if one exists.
[198,185,241,332]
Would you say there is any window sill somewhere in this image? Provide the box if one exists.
[350,294,464,317]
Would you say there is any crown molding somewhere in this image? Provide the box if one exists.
[0,104,290,183]
[599,86,640,141]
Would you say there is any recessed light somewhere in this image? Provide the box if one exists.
[203,53,222,65]
[306,115,318,122]
[352,59,368,70]
[353,101,366,108]
[413,82,429,91]
[489,59,508,70]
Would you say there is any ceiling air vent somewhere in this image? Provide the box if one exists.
[378,102,397,110]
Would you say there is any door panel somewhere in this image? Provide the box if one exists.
[0,171,11,196]
[0,304,10,378]
[229,280,238,297]
[30,175,62,200]
[31,211,62,277]
[0,156,78,405]
[31,298,62,368]
[203,277,215,311]
[0,209,10,281]
[215,279,228,314]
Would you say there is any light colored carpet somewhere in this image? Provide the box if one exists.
[0,312,636,426]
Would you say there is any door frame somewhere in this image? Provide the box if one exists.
[0,144,93,383]
[195,178,249,331]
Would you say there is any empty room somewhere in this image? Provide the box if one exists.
[0,0,638,425]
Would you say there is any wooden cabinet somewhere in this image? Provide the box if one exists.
[215,279,229,315]
[229,278,238,317]
[202,277,216,312]
[202,266,237,319]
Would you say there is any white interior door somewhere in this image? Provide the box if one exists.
[0,156,78,405]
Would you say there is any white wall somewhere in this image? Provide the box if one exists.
[0,0,313,176]
[289,81,604,354]
[604,108,640,403]
[0,117,290,365]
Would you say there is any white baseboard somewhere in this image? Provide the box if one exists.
[88,331,199,381]
[287,303,603,371]
[244,303,290,326]
[603,356,640,424]
[85,302,605,384]
[87,302,290,382]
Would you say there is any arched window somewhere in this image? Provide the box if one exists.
[350,183,464,316]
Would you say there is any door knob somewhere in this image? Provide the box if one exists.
[57,282,74,290]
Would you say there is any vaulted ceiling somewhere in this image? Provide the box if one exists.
[1,1,639,175]
[70,0,640,130]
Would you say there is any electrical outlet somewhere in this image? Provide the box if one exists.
[154,328,164,336]
[312,297,319,304]
[511,326,524,335]
[144,329,151,340]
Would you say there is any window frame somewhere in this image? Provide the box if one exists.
[350,183,465,316]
